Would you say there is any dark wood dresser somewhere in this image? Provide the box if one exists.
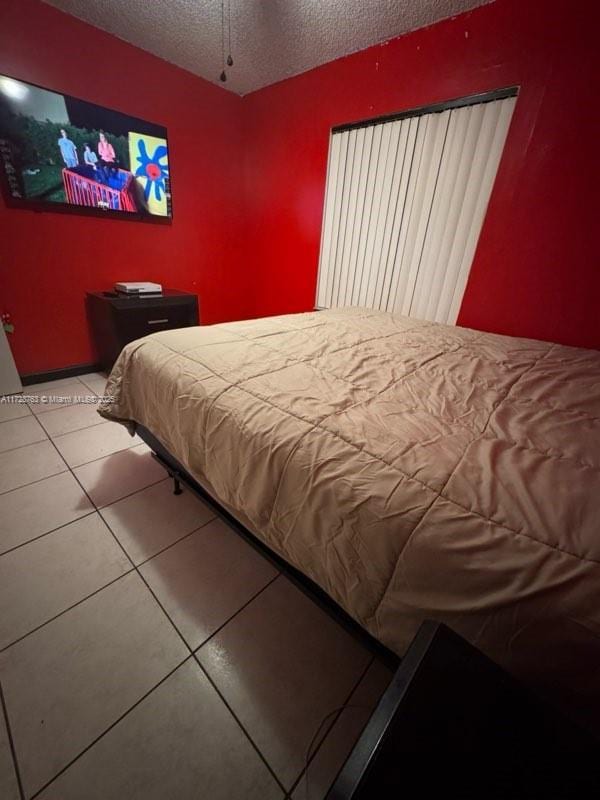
[86,289,199,372]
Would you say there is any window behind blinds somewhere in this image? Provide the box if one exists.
[315,89,517,324]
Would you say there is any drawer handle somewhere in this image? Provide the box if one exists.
[147,318,169,325]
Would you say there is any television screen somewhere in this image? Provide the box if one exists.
[0,74,172,221]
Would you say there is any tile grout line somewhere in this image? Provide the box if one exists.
[21,375,100,396]
[16,375,90,393]
[94,475,168,510]
[0,678,26,800]
[49,439,141,469]
[192,572,281,652]
[0,568,136,655]
[51,425,134,448]
[28,655,195,800]
[0,510,97,560]
[37,419,108,436]
[190,651,288,795]
[0,413,34,427]
[0,417,31,427]
[133,513,219,569]
[27,401,98,418]
[0,432,49,456]
[69,438,148,469]
[0,438,50,456]
[0,467,68,498]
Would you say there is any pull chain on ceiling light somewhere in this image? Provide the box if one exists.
[220,0,233,82]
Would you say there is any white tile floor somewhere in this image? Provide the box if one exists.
[0,374,392,800]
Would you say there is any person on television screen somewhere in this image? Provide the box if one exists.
[83,143,98,170]
[98,132,116,163]
[57,129,78,168]
[97,132,117,182]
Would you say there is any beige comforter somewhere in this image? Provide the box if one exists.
[100,308,600,728]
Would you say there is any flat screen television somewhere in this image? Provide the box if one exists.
[0,74,172,222]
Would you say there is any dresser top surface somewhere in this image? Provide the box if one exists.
[87,289,197,309]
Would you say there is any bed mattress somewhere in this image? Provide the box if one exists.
[100,308,600,730]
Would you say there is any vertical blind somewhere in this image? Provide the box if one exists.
[315,90,517,324]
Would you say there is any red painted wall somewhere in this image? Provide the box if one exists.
[241,0,599,350]
[0,0,247,374]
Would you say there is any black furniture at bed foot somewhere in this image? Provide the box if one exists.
[327,621,600,799]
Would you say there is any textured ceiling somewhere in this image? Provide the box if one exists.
[43,0,490,96]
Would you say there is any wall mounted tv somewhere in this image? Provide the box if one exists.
[0,75,172,222]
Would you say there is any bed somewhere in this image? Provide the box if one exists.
[99,307,600,731]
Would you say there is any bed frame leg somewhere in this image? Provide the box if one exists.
[149,449,184,496]
[167,471,183,495]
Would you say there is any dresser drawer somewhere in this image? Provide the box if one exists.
[114,303,196,339]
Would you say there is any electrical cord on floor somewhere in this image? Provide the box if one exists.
[301,703,369,800]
